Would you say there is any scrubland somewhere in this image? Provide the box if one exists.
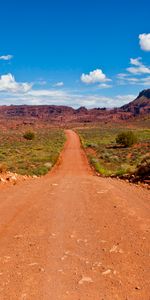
[0,128,65,176]
[77,126,150,181]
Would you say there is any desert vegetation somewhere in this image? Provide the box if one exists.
[0,128,65,176]
[23,130,35,140]
[116,131,137,147]
[78,126,150,181]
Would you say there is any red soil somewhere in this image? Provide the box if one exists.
[0,130,149,299]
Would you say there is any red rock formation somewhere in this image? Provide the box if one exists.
[0,90,149,127]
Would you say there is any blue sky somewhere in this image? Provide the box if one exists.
[0,0,150,108]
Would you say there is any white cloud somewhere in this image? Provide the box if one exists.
[127,66,150,74]
[75,94,135,108]
[0,55,13,61]
[115,95,135,103]
[53,81,64,87]
[117,73,138,85]
[139,33,150,51]
[130,57,142,66]
[127,57,150,74]
[0,82,136,108]
[98,83,112,89]
[140,76,150,86]
[117,72,150,86]
[0,73,32,93]
[36,80,47,86]
[28,89,66,97]
[81,69,111,84]
[127,77,139,83]
[0,72,136,108]
[117,73,128,79]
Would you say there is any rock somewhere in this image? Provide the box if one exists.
[135,286,141,290]
[29,262,38,266]
[14,235,23,239]
[110,245,118,253]
[44,162,52,169]
[6,175,17,183]
[0,177,6,183]
[78,276,93,284]
[102,269,111,275]
[39,267,45,272]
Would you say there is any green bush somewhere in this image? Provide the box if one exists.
[23,131,35,140]
[116,131,137,147]
[33,166,49,176]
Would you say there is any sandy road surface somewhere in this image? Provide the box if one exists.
[0,130,149,300]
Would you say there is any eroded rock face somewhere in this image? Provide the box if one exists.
[138,89,150,99]
[121,89,150,115]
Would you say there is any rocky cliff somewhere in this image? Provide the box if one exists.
[121,89,150,115]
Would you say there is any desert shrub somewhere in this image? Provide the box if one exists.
[116,131,137,147]
[136,155,150,178]
[23,131,35,140]
[89,156,111,176]
[33,165,49,176]
[115,168,126,176]
[85,142,98,148]
[0,162,7,173]
[102,151,110,160]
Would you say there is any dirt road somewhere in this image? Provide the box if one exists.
[0,130,149,300]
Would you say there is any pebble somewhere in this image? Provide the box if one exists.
[102,269,111,275]
[39,267,45,272]
[70,234,75,238]
[65,291,69,295]
[100,240,107,243]
[135,286,141,290]
[61,255,67,261]
[110,245,118,253]
[14,235,23,239]
[21,293,27,300]
[78,276,93,284]
[29,262,38,266]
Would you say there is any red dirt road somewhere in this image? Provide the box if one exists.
[0,130,149,300]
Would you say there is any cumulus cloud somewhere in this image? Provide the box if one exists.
[139,33,150,51]
[0,73,32,93]
[53,81,64,87]
[127,57,150,74]
[81,69,111,84]
[0,55,13,61]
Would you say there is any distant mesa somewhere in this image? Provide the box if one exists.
[0,89,149,126]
